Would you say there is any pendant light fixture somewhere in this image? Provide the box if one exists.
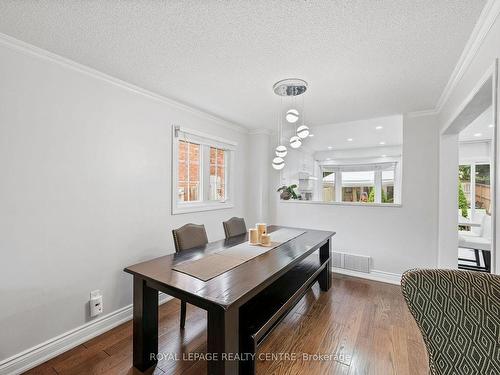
[289,135,302,149]
[272,157,285,170]
[296,124,310,139]
[275,145,288,158]
[271,78,309,170]
[272,93,287,170]
[286,109,300,123]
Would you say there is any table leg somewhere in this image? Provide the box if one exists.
[207,305,239,375]
[133,276,159,371]
[483,250,491,273]
[318,237,332,291]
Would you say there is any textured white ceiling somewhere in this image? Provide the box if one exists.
[0,1,486,129]
[306,115,402,151]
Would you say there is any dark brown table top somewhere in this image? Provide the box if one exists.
[124,225,334,308]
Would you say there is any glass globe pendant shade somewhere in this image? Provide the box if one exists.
[296,125,310,139]
[272,157,285,170]
[275,145,288,158]
[289,135,302,149]
[285,109,300,123]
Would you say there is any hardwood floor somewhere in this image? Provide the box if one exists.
[23,274,429,375]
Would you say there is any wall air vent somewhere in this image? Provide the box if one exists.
[332,251,371,273]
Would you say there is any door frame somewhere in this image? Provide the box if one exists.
[440,60,498,273]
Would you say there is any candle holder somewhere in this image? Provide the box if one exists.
[249,223,273,247]
[249,228,259,244]
[256,223,267,242]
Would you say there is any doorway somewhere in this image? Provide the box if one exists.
[457,107,493,272]
[441,63,498,274]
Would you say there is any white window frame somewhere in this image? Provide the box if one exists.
[320,162,399,204]
[208,146,228,201]
[172,125,236,215]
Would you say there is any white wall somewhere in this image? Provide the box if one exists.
[459,141,491,163]
[246,132,271,224]
[0,40,249,360]
[271,114,439,275]
[438,134,460,268]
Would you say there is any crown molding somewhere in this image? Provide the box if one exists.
[440,62,496,134]
[0,32,249,134]
[434,0,500,113]
[405,108,440,118]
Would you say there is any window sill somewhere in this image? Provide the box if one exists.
[278,200,402,208]
[172,201,235,215]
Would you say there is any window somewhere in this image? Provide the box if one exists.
[209,147,226,201]
[382,170,395,203]
[178,141,201,202]
[459,165,471,210]
[322,171,335,202]
[475,164,490,211]
[459,163,491,219]
[341,171,374,202]
[319,162,399,204]
[172,126,236,214]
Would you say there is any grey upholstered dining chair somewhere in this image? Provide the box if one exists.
[401,269,500,375]
[171,223,208,328]
[222,217,247,239]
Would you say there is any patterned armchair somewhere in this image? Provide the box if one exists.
[401,269,500,375]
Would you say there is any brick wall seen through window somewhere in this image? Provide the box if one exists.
[178,140,200,201]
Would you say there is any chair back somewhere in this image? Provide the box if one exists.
[482,213,492,239]
[401,269,500,375]
[223,217,247,239]
[172,223,208,252]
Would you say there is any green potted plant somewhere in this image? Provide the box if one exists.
[277,184,301,200]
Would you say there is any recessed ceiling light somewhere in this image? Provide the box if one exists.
[326,157,331,160]
[489,124,494,128]
[309,133,315,137]
[376,126,383,130]
[347,138,353,142]
[327,146,333,150]
[474,133,482,137]
[379,141,386,145]
[381,154,387,157]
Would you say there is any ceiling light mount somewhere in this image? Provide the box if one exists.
[273,78,308,97]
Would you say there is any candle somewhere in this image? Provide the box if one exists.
[256,223,267,242]
[261,234,271,246]
[249,228,259,244]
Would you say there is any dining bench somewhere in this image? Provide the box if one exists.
[238,249,329,374]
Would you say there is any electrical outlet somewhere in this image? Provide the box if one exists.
[90,290,103,317]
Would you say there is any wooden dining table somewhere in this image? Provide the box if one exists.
[124,225,334,374]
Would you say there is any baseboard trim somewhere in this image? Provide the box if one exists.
[0,294,173,375]
[332,267,402,285]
